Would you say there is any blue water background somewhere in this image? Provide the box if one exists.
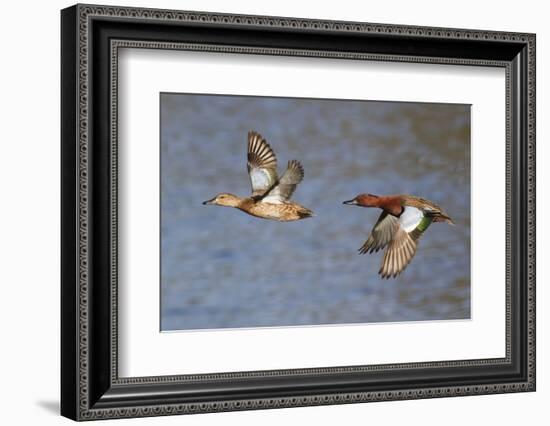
[160,93,470,331]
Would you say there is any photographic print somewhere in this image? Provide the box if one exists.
[160,93,470,331]
[61,7,536,418]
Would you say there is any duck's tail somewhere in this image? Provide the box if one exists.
[433,213,455,225]
[297,207,315,219]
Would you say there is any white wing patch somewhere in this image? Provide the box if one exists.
[249,169,271,191]
[399,206,423,232]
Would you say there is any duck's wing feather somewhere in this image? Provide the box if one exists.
[359,211,398,254]
[379,224,418,279]
[398,206,424,232]
[403,195,442,211]
[261,160,304,203]
[247,131,278,196]
[404,195,454,224]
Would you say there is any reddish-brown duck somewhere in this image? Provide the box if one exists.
[343,193,454,278]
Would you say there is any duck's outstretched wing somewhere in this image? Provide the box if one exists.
[378,223,419,279]
[247,131,278,197]
[261,160,304,203]
[359,211,398,254]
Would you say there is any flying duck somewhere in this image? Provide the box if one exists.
[203,131,313,221]
[343,193,454,278]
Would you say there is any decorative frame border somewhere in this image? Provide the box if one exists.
[61,3,536,421]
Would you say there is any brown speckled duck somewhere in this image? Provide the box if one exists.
[343,194,454,278]
[203,131,314,221]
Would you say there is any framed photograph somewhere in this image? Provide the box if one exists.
[61,4,536,421]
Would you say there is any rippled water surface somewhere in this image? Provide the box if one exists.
[160,94,470,331]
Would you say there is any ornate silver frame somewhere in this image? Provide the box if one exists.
[61,4,535,421]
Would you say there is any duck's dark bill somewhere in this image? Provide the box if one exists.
[202,197,216,205]
[343,199,357,205]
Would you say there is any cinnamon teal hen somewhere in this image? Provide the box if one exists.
[203,131,314,222]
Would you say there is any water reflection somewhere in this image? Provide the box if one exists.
[160,94,471,331]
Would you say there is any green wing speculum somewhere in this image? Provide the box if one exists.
[409,216,433,241]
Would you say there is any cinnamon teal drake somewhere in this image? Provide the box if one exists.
[203,131,314,222]
[343,194,454,278]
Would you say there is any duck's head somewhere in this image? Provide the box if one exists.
[343,193,380,208]
[202,193,242,208]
